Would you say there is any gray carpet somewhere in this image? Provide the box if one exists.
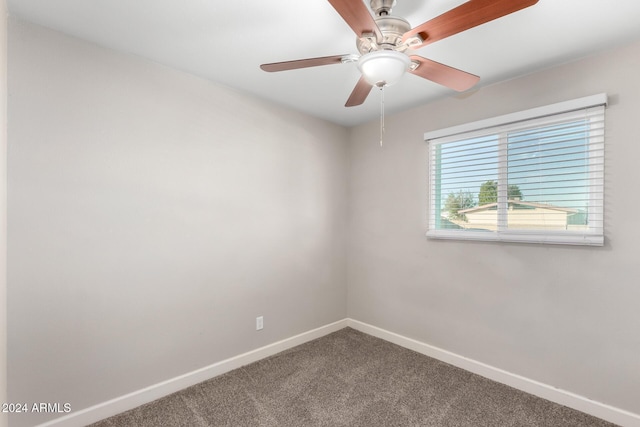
[89,327,617,426]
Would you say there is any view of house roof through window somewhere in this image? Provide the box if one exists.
[426,95,606,245]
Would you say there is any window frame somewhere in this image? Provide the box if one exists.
[425,94,607,246]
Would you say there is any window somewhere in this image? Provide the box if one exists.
[426,94,606,246]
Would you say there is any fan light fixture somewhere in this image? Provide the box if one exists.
[357,50,410,87]
[261,0,539,106]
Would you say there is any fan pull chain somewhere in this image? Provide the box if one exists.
[379,85,385,147]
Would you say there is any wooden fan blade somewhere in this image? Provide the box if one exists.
[402,0,538,49]
[327,0,383,41]
[345,76,373,107]
[260,54,347,72]
[409,55,479,92]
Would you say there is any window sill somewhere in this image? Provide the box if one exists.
[426,229,604,246]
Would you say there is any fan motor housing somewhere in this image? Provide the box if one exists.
[370,0,397,16]
[356,15,411,54]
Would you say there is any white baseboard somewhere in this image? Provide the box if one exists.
[346,318,640,427]
[37,319,349,427]
[38,317,640,427]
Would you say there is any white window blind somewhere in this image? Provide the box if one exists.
[425,94,606,246]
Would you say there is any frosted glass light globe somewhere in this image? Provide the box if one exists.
[358,50,410,87]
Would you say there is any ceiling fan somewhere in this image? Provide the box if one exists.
[260,0,538,107]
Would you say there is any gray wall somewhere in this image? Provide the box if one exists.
[8,18,348,426]
[1,1,7,426]
[347,40,640,415]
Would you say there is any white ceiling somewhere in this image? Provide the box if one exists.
[8,0,640,127]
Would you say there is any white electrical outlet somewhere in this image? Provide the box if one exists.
[256,316,263,331]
